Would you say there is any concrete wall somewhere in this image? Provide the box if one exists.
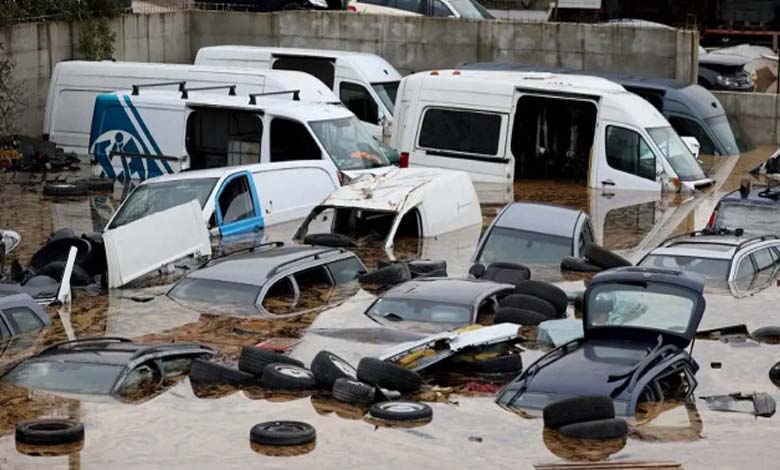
[0,12,191,136]
[714,91,780,146]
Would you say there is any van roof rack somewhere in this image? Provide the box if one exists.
[180,84,237,99]
[131,81,187,96]
[248,90,300,105]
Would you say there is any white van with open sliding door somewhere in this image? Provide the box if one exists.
[194,46,402,141]
[391,70,712,204]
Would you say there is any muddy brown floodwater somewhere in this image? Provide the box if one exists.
[1,149,780,469]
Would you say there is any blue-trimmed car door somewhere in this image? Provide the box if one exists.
[214,171,264,237]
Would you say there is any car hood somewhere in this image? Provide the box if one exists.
[700,53,750,68]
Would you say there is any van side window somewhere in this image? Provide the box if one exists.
[272,57,336,89]
[605,126,656,181]
[418,108,501,156]
[270,118,322,162]
[186,109,262,170]
[218,176,255,225]
[340,82,379,124]
[668,117,717,156]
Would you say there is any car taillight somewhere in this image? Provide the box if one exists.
[347,5,357,11]
[399,152,409,168]
[707,210,717,228]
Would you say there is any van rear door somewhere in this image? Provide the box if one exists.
[271,54,336,90]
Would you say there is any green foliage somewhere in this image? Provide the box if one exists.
[78,17,116,60]
[0,45,26,137]
[0,0,125,26]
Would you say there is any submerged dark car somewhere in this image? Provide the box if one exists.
[706,184,780,237]
[496,267,705,417]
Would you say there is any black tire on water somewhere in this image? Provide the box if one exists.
[500,294,557,319]
[43,182,88,197]
[332,378,375,405]
[189,358,255,387]
[356,357,421,394]
[261,363,319,390]
[561,256,603,273]
[513,280,568,317]
[358,263,411,287]
[250,421,316,446]
[494,307,547,326]
[310,350,357,389]
[558,418,629,440]
[15,419,85,446]
[369,401,432,422]
[238,346,302,377]
[584,244,632,269]
[543,395,615,429]
[35,261,92,286]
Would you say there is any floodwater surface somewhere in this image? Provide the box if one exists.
[1,149,780,469]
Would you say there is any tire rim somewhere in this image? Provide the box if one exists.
[379,402,424,413]
[330,355,356,376]
[261,421,309,433]
[275,365,313,379]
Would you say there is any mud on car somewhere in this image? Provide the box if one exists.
[496,267,705,417]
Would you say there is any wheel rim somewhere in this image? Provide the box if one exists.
[275,365,313,379]
[379,402,424,413]
[262,421,308,433]
[331,355,356,376]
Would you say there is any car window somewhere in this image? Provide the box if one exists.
[605,126,656,180]
[272,57,335,89]
[116,362,160,399]
[432,0,453,16]
[270,118,322,163]
[0,317,11,338]
[161,357,195,377]
[639,255,730,281]
[478,227,573,264]
[327,257,365,284]
[169,278,261,311]
[186,109,262,169]
[392,0,421,13]
[218,175,255,225]
[368,298,472,324]
[668,116,718,156]
[261,276,297,313]
[3,307,45,334]
[753,248,775,272]
[340,82,379,124]
[2,361,125,394]
[734,256,756,280]
[371,81,399,115]
[418,108,501,156]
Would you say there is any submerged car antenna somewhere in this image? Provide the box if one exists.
[248,90,301,105]
[131,81,187,96]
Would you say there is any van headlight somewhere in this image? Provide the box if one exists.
[309,0,329,7]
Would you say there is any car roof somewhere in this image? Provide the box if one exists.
[378,278,514,306]
[494,202,584,239]
[138,160,336,185]
[187,245,353,286]
[29,338,205,366]
[652,236,740,260]
[720,185,780,205]
[590,266,705,294]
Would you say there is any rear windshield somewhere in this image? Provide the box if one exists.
[640,255,730,281]
[367,298,472,325]
[309,116,390,171]
[717,203,780,237]
[478,227,573,264]
[168,278,261,311]
[3,361,125,394]
[109,178,218,229]
[372,81,399,115]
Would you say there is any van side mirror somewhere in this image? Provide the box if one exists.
[681,136,701,160]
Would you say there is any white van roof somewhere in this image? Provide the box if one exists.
[140,160,339,185]
[406,70,670,129]
[107,89,354,123]
[195,46,402,84]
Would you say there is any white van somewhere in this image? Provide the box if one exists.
[391,70,713,203]
[194,46,402,139]
[89,90,392,181]
[103,161,340,288]
[44,60,338,155]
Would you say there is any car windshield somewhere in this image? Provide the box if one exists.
[371,81,399,115]
[705,114,754,155]
[647,127,706,181]
[3,361,125,394]
[640,255,730,280]
[367,298,472,325]
[109,178,218,229]
[718,203,780,237]
[587,282,698,336]
[478,227,573,264]
[309,116,390,170]
[448,0,494,18]
[168,278,261,312]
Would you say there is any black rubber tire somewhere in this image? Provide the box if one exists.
[250,421,315,446]
[30,237,93,271]
[189,358,255,387]
[543,395,615,429]
[43,182,88,197]
[311,350,357,389]
[261,363,319,390]
[770,361,780,386]
[558,418,629,440]
[500,294,557,319]
[332,378,375,405]
[513,280,567,317]
[35,261,92,286]
[484,262,532,284]
[458,354,523,374]
[48,228,76,243]
[81,177,114,192]
[417,268,447,278]
[584,244,632,269]
[357,357,421,394]
[238,347,302,377]
[752,326,780,344]
[494,307,547,326]
[407,259,447,278]
[303,233,356,248]
[468,263,486,279]
[358,263,411,287]
[15,419,85,446]
[561,256,602,273]
[369,401,432,422]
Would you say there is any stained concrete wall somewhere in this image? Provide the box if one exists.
[0,12,191,136]
[713,91,780,146]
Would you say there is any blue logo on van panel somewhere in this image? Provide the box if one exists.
[89,94,172,181]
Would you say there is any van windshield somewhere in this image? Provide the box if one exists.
[109,178,218,229]
[705,115,754,155]
[309,116,390,170]
[647,127,706,181]
[372,81,399,115]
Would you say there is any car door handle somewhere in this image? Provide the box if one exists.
[601,179,615,186]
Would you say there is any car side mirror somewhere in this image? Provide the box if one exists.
[681,136,701,160]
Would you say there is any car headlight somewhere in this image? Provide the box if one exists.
[715,75,738,87]
[309,0,329,7]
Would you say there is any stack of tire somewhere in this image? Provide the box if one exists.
[359,259,447,287]
[543,396,629,441]
[494,280,569,327]
[561,244,632,274]
[14,228,107,288]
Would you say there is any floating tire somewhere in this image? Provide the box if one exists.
[29,237,93,271]
[543,395,615,429]
[752,326,780,344]
[238,346,302,377]
[408,259,447,278]
[584,244,632,269]
[358,263,411,287]
[42,182,88,197]
[35,261,92,286]
[303,233,356,248]
[357,357,421,394]
[311,350,357,389]
[558,418,629,440]
[250,421,316,446]
[494,307,547,326]
[770,361,780,386]
[189,358,255,387]
[15,419,84,446]
[81,177,114,192]
[561,256,602,273]
[513,280,568,317]
[369,401,432,422]
[261,363,319,390]
[332,378,375,405]
[500,294,557,319]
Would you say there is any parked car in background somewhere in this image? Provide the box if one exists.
[1,337,214,402]
[706,184,780,237]
[0,294,50,340]
[44,60,337,156]
[198,0,342,11]
[473,202,593,266]
[348,0,493,19]
[699,50,755,92]
[639,231,780,284]
[194,46,402,140]
[168,244,366,316]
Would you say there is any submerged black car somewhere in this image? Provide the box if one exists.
[496,267,705,416]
